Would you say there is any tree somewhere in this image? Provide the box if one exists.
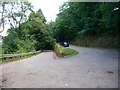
[0,2,8,33]
[2,1,33,29]
[54,2,119,42]
[2,9,56,54]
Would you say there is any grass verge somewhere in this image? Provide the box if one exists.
[54,43,78,58]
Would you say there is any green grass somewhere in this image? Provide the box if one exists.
[54,43,78,58]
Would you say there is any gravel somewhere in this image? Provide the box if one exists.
[0,45,118,88]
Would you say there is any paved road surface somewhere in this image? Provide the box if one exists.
[0,45,118,88]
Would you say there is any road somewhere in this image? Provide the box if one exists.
[0,45,118,88]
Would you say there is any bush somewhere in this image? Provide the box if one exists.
[54,43,78,58]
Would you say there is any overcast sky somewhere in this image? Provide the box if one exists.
[28,0,68,22]
[0,0,68,36]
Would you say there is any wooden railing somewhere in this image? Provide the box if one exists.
[0,50,41,62]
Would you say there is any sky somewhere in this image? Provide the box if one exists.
[28,0,68,22]
[0,0,68,36]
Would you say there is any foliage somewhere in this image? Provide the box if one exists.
[0,1,33,30]
[2,9,56,54]
[54,2,119,42]
[2,2,119,54]
[54,43,78,57]
[70,35,118,49]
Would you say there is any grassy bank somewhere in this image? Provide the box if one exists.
[54,43,78,58]
[70,35,118,49]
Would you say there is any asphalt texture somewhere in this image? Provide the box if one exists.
[0,45,118,88]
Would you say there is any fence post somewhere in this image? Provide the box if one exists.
[1,51,41,63]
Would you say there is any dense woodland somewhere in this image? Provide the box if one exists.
[54,2,119,48]
[1,2,119,54]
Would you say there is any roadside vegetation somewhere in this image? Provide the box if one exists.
[1,2,56,54]
[54,43,78,58]
[53,2,119,49]
[1,1,119,57]
[70,35,118,49]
